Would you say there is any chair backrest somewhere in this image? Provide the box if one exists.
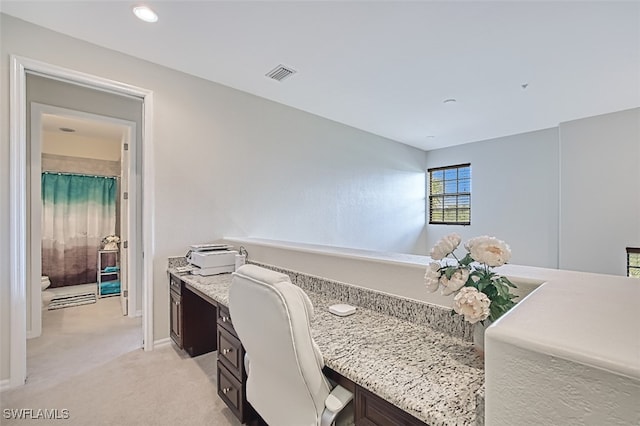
[229,264,330,426]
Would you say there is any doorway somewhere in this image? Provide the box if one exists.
[8,55,155,388]
[30,105,137,341]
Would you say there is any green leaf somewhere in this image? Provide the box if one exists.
[482,284,497,299]
[444,267,456,279]
[459,253,474,267]
[487,295,517,322]
[502,276,517,288]
[496,281,509,298]
[488,303,502,322]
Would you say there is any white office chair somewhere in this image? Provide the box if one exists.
[229,264,353,426]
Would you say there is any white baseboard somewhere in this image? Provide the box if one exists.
[0,378,12,391]
[153,337,171,348]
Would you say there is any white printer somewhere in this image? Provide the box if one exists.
[188,244,237,276]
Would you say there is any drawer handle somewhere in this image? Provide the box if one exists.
[222,387,232,394]
[221,348,232,355]
[221,316,230,323]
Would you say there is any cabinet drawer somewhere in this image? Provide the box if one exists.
[217,361,244,420]
[170,274,182,295]
[355,386,427,426]
[217,303,236,334]
[218,327,244,380]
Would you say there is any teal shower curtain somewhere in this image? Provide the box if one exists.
[41,173,117,288]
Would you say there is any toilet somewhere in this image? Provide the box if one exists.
[41,276,54,308]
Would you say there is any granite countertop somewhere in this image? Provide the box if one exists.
[169,268,484,426]
[176,271,233,306]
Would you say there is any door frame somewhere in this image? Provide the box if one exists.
[8,55,155,388]
[30,103,138,333]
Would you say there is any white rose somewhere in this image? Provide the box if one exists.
[424,262,441,292]
[453,286,490,324]
[430,233,462,260]
[439,268,470,296]
[465,236,511,267]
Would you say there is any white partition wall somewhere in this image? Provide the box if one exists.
[485,273,640,425]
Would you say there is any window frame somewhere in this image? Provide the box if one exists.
[627,247,640,279]
[427,163,471,226]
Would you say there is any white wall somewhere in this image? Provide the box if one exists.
[42,154,120,177]
[225,237,449,306]
[423,108,640,273]
[425,128,560,268]
[0,14,427,381]
[42,131,121,161]
[559,108,640,275]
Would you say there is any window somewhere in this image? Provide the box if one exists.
[627,247,640,279]
[428,163,471,225]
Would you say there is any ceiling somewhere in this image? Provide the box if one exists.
[41,114,125,161]
[42,114,126,141]
[2,1,639,151]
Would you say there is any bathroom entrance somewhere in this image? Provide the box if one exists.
[26,104,142,387]
[23,73,143,387]
[36,109,132,316]
[8,56,154,389]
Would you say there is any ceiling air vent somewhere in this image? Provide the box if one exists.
[265,64,297,82]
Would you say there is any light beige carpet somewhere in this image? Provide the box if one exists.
[1,297,241,425]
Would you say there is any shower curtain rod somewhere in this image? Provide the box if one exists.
[42,171,119,179]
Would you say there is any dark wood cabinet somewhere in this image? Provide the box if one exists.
[169,273,217,357]
[325,367,426,426]
[182,286,217,357]
[217,360,246,420]
[355,386,427,426]
[169,274,183,348]
[217,302,257,424]
[218,327,244,379]
[217,303,236,334]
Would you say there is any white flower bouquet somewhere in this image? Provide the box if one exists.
[102,235,120,250]
[425,234,517,324]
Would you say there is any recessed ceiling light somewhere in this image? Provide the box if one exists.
[133,5,158,23]
[59,127,76,133]
[443,98,457,104]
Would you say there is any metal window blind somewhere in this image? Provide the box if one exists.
[428,163,471,225]
[627,247,640,278]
